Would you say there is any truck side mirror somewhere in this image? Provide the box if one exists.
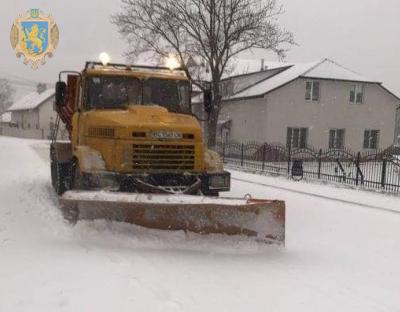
[204,89,212,114]
[55,81,67,107]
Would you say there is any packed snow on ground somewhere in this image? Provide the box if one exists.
[0,136,399,312]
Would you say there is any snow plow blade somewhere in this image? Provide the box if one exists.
[60,191,285,245]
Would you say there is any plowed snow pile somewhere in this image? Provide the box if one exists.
[0,137,399,312]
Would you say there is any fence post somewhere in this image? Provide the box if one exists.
[287,145,291,177]
[222,142,226,163]
[262,143,266,171]
[381,158,387,188]
[355,152,360,186]
[317,149,322,179]
[241,143,244,167]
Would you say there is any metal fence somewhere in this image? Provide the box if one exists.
[216,141,400,193]
[0,124,69,140]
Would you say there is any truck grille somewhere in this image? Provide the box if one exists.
[88,127,115,138]
[126,144,195,171]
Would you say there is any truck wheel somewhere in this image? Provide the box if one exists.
[52,160,68,195]
[50,161,57,189]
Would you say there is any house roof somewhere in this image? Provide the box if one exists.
[227,58,384,101]
[301,59,379,83]
[7,89,54,112]
[227,59,291,77]
[0,112,11,123]
[222,66,290,95]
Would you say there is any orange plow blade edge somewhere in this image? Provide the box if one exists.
[60,191,285,245]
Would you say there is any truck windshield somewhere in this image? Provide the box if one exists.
[86,76,190,113]
[143,78,190,114]
[87,76,141,108]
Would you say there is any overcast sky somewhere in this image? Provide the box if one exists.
[1,0,399,96]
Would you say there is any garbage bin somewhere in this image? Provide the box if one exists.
[291,159,304,181]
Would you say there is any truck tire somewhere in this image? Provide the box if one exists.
[51,160,68,195]
[50,161,57,189]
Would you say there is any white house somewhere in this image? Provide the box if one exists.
[194,58,400,151]
[1,86,66,140]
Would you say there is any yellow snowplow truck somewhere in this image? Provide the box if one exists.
[50,61,285,244]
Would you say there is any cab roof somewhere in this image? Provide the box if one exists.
[84,62,189,81]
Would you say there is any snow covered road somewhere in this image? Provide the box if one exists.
[1,137,400,312]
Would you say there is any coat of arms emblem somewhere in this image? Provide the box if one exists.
[10,9,59,69]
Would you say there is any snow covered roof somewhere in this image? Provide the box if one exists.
[0,112,11,123]
[302,59,379,83]
[227,59,291,77]
[191,93,203,104]
[226,58,384,101]
[228,61,320,100]
[7,89,54,112]
[224,66,290,96]
[191,58,289,82]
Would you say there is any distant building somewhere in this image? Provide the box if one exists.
[194,58,400,151]
[1,85,66,140]
[0,112,11,136]
[0,112,11,124]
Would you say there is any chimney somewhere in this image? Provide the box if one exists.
[260,58,265,71]
[36,83,47,94]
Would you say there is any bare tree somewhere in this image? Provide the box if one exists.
[0,79,15,113]
[112,0,294,148]
[36,82,47,94]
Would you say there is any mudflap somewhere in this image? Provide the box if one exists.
[59,191,285,245]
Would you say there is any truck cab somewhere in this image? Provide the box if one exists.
[50,62,230,196]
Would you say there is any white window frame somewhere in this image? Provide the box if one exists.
[350,84,364,104]
[329,129,345,149]
[287,127,308,149]
[363,129,380,149]
[221,128,230,143]
[305,81,320,102]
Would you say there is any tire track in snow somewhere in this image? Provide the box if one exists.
[232,177,400,215]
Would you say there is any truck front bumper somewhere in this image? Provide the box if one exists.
[80,171,231,194]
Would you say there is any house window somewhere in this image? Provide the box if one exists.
[363,130,380,149]
[287,127,308,149]
[305,81,320,101]
[222,128,230,143]
[350,84,364,104]
[329,129,345,149]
